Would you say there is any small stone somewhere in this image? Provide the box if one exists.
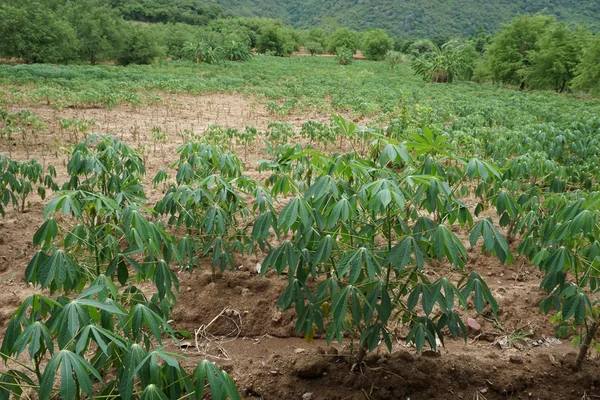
[467,318,481,333]
[186,286,192,292]
[509,355,523,364]
[272,311,283,323]
[294,348,306,354]
[241,288,252,296]
[302,393,313,400]
[270,370,278,375]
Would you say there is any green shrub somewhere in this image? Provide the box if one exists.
[361,29,393,60]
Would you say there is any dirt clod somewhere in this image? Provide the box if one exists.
[509,355,524,364]
[293,355,328,379]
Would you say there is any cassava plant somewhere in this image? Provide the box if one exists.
[256,121,509,362]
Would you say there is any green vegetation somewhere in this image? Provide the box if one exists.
[213,0,600,37]
[1,136,241,399]
[360,29,394,61]
[478,14,597,94]
[1,0,600,394]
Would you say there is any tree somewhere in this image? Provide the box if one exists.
[328,28,359,54]
[572,34,600,95]
[0,2,78,63]
[307,28,328,47]
[361,28,393,60]
[524,23,581,92]
[485,14,554,87]
[470,26,491,54]
[256,26,296,57]
[117,25,162,65]
[67,2,126,64]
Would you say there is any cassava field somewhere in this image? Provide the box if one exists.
[1,56,600,400]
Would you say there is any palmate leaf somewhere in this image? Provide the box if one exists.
[337,247,381,284]
[129,304,166,343]
[153,259,179,302]
[469,218,512,264]
[465,158,501,182]
[76,324,128,355]
[119,344,149,400]
[279,196,311,232]
[141,384,169,400]
[39,349,103,400]
[261,241,298,275]
[386,237,425,272]
[193,359,241,400]
[406,317,439,352]
[432,225,467,268]
[34,249,81,293]
[43,192,82,219]
[326,285,352,344]
[561,291,591,325]
[460,271,498,314]
[33,217,59,247]
[12,321,53,359]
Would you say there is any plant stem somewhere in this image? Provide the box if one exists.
[575,314,600,371]
[354,339,369,365]
[385,206,393,284]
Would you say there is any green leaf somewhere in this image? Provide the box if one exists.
[141,384,169,400]
[39,350,102,400]
[33,218,59,247]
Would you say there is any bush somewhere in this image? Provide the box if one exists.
[328,28,359,54]
[117,25,162,65]
[224,40,252,61]
[361,29,393,60]
[305,41,324,55]
[336,46,354,65]
[408,39,436,56]
[256,26,296,57]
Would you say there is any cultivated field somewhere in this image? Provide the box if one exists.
[1,56,600,400]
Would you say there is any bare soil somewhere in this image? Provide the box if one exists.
[1,93,599,400]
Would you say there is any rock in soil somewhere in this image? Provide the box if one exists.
[467,318,481,334]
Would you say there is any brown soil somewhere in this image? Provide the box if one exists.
[1,93,599,400]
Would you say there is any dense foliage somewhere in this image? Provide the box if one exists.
[212,0,600,37]
[479,14,598,94]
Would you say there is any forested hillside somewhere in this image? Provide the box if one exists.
[213,0,600,37]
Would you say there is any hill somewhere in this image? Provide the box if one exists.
[212,0,600,37]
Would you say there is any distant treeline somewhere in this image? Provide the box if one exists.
[0,1,598,96]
